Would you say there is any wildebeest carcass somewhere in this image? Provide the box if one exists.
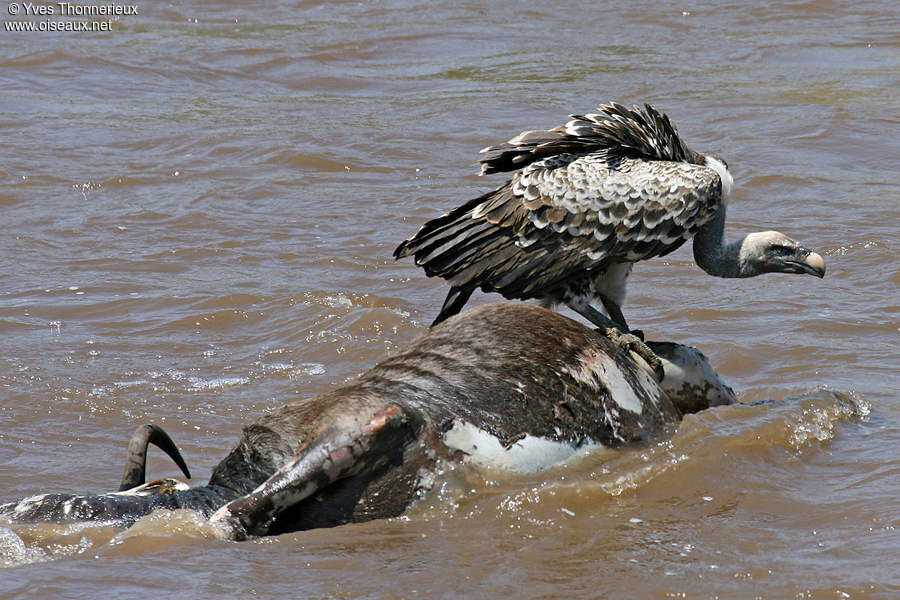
[0,303,734,540]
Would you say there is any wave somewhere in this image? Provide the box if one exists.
[409,389,871,521]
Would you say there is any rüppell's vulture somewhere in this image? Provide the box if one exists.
[395,102,825,374]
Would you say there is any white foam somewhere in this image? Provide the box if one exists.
[187,376,249,391]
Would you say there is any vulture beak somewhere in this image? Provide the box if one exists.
[785,247,826,278]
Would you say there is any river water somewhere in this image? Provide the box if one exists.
[0,1,897,598]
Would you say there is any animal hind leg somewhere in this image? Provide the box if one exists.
[209,405,409,540]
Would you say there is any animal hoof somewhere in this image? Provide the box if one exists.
[209,506,250,541]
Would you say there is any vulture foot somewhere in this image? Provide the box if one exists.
[563,301,661,380]
[600,327,665,382]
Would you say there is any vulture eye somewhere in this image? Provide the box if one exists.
[770,245,794,256]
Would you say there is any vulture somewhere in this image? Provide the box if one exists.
[395,102,825,364]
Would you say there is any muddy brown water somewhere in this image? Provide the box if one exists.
[0,1,897,598]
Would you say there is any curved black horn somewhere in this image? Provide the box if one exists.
[119,424,191,491]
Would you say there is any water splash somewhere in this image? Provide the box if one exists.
[785,390,871,452]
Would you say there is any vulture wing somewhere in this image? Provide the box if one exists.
[395,150,723,324]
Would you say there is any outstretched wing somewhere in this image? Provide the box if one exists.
[395,150,723,302]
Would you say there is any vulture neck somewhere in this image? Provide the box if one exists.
[692,207,753,279]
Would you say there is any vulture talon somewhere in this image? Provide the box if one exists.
[600,327,665,382]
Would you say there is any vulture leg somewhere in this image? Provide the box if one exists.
[566,301,618,330]
[598,294,640,338]
[209,404,409,540]
[598,294,647,342]
[567,302,664,381]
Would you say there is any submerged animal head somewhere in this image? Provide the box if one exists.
[643,342,737,414]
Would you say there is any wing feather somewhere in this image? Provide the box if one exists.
[479,102,704,175]
[395,149,723,303]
